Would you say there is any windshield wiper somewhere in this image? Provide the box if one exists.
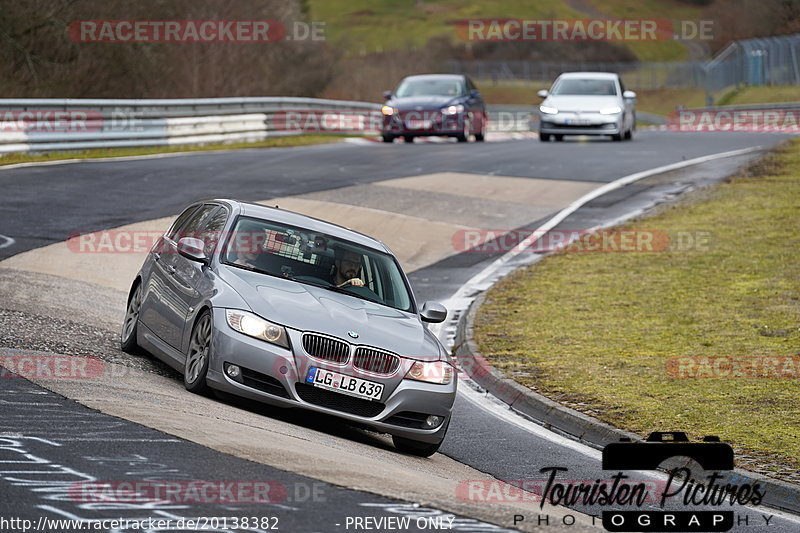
[320,283,391,307]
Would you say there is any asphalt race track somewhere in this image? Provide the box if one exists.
[1,130,798,532]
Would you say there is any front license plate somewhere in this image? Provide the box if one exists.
[566,119,591,125]
[405,119,431,130]
[306,367,384,401]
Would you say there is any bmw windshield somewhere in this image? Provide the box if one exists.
[222,216,414,313]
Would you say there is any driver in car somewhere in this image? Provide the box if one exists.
[333,249,365,288]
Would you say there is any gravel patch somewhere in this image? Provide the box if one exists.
[0,307,178,378]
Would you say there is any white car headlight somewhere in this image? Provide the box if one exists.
[226,309,289,349]
[381,105,396,116]
[442,104,464,115]
[539,105,558,115]
[600,106,622,115]
[405,360,454,385]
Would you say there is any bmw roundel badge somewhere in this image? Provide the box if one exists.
[347,330,359,339]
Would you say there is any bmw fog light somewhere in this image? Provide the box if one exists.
[225,364,241,379]
[425,415,442,428]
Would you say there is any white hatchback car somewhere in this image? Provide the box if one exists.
[537,72,636,142]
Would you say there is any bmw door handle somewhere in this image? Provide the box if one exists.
[153,253,161,262]
[166,265,177,275]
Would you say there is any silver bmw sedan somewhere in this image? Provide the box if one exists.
[121,199,455,456]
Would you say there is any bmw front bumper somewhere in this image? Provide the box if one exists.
[205,309,456,444]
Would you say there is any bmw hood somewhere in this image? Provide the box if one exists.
[543,95,620,113]
[390,95,460,111]
[219,267,442,360]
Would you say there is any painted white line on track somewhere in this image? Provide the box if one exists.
[432,144,768,447]
[459,381,602,460]
[0,234,14,249]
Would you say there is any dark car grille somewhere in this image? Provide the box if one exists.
[353,347,400,375]
[302,333,350,364]
[240,367,290,398]
[295,383,385,417]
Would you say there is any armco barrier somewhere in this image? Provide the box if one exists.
[6,96,789,154]
[0,97,382,154]
[0,97,543,154]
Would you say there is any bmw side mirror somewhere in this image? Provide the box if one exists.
[177,237,208,264]
[537,89,549,99]
[623,90,637,101]
[420,301,447,323]
[383,90,392,100]
[470,89,480,99]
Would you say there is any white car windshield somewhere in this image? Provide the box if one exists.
[223,216,414,312]
[551,79,618,96]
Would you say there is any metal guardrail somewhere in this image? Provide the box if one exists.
[662,101,800,132]
[0,97,383,154]
[683,101,800,112]
[5,95,792,154]
[0,98,541,154]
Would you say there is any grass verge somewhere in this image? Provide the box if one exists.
[474,139,800,479]
[308,0,581,54]
[717,86,800,107]
[0,134,344,167]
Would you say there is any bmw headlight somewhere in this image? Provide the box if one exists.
[405,360,454,385]
[600,106,622,115]
[225,309,289,349]
[381,105,396,116]
[539,105,558,115]
[442,104,464,115]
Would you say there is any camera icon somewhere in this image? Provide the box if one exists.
[602,431,734,471]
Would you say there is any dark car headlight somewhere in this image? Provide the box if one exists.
[225,309,289,349]
[442,104,464,115]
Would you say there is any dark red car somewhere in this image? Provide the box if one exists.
[381,74,488,143]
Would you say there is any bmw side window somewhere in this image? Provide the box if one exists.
[200,207,228,255]
[166,205,200,241]
[177,205,215,238]
[172,204,223,252]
